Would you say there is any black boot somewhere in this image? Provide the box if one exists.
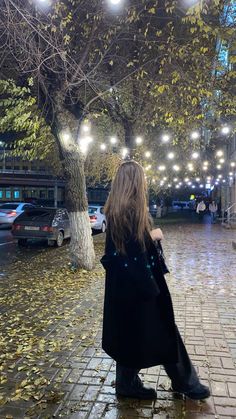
[116,363,157,400]
[172,383,210,400]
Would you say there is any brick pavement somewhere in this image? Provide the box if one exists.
[0,221,236,418]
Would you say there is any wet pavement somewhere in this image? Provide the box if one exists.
[0,218,236,418]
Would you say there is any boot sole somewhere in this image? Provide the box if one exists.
[173,390,210,400]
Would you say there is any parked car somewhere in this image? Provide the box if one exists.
[88,205,107,232]
[12,207,70,247]
[0,202,35,228]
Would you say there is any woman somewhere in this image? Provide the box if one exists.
[101,161,210,400]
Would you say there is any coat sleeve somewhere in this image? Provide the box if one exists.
[101,240,160,302]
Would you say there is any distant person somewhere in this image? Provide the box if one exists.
[101,161,210,401]
[196,200,206,220]
[209,201,218,224]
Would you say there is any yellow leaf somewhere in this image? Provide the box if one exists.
[148,7,156,14]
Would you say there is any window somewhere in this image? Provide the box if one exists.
[6,190,11,199]
[40,190,46,199]
[0,203,18,209]
[48,190,54,199]
[23,166,28,171]
[14,190,20,199]
[100,207,104,214]
[0,191,3,199]
[14,166,20,171]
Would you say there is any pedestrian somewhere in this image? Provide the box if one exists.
[101,161,210,401]
[196,199,206,221]
[209,200,218,224]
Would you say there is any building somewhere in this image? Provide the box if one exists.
[0,142,108,206]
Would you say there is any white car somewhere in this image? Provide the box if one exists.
[88,205,107,233]
[0,202,35,227]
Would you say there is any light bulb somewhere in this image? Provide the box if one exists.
[136,136,143,145]
[162,134,170,143]
[192,152,199,159]
[145,151,151,158]
[221,126,230,135]
[191,131,200,140]
[167,152,175,159]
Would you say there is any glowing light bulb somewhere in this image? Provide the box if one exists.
[192,152,199,159]
[167,152,175,159]
[100,143,107,151]
[216,165,222,170]
[230,162,236,167]
[110,136,117,144]
[221,126,230,135]
[219,158,225,164]
[145,151,151,158]
[196,177,200,182]
[162,134,170,143]
[158,165,166,171]
[191,131,200,140]
[173,164,180,171]
[216,150,224,157]
[136,136,143,145]
[121,147,129,158]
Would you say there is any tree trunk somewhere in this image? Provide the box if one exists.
[54,93,95,270]
[63,149,95,270]
[124,120,134,150]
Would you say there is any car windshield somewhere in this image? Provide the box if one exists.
[16,209,56,221]
[88,207,98,214]
[0,204,19,210]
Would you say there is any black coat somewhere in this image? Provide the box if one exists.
[101,232,178,369]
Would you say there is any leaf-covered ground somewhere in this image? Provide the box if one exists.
[0,235,105,417]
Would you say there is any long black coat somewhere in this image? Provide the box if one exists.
[101,232,178,369]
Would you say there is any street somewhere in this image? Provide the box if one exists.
[0,217,236,418]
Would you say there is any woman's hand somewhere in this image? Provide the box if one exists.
[150,228,164,241]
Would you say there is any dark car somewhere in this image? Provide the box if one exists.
[12,207,70,247]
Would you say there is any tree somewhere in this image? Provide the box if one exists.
[0,0,235,270]
[0,0,135,269]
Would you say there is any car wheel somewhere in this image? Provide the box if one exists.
[101,221,106,233]
[55,231,64,247]
[18,238,27,246]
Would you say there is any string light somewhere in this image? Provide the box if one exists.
[196,177,200,182]
[191,131,200,140]
[173,178,178,182]
[100,143,107,151]
[145,151,151,158]
[81,122,90,134]
[219,158,225,164]
[173,164,180,172]
[184,177,189,182]
[158,165,166,171]
[230,162,236,167]
[221,126,230,135]
[167,152,175,159]
[121,147,129,158]
[162,134,170,143]
[136,136,143,145]
[216,165,222,170]
[200,184,204,188]
[216,150,224,157]
[110,136,117,144]
[192,152,199,159]
[79,136,93,154]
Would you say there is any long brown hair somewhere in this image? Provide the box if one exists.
[104,160,152,254]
